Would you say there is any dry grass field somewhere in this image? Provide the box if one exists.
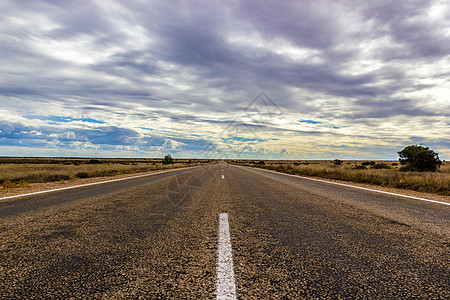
[230,159,450,196]
[0,157,214,190]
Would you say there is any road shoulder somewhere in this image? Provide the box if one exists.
[0,167,198,201]
[239,165,450,205]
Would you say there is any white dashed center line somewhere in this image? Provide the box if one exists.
[222,175,225,179]
[216,213,237,300]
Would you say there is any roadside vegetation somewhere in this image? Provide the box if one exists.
[229,159,449,196]
[0,157,215,190]
[397,145,442,172]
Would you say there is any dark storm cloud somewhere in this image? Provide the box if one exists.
[234,0,341,49]
[2,0,447,109]
[0,0,449,158]
[360,0,450,59]
[94,51,160,77]
[349,98,450,119]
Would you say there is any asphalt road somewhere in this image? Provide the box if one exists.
[1,162,449,299]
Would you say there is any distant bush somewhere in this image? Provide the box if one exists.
[88,159,102,164]
[333,159,342,165]
[362,161,376,166]
[392,163,398,166]
[163,154,173,165]
[353,165,367,170]
[257,160,265,165]
[372,163,391,169]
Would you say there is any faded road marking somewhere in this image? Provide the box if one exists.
[216,213,237,300]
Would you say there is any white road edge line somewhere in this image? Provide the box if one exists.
[242,166,450,207]
[216,213,237,300]
[0,166,201,201]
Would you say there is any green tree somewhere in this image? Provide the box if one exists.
[163,154,173,165]
[398,145,442,172]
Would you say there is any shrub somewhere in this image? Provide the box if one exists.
[353,165,367,170]
[1,179,28,189]
[333,159,342,165]
[398,145,442,172]
[88,159,102,164]
[163,154,173,165]
[2,180,15,189]
[76,172,90,179]
[18,179,29,187]
[372,163,391,169]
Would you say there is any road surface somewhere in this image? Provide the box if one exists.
[1,162,449,298]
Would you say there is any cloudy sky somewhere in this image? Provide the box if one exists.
[1,0,449,159]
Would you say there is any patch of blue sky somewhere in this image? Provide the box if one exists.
[26,115,106,124]
[298,119,347,130]
[299,120,322,124]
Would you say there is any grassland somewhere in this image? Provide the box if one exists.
[229,159,450,196]
[0,157,215,190]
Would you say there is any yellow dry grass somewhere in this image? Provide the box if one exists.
[231,160,450,196]
[0,158,212,189]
